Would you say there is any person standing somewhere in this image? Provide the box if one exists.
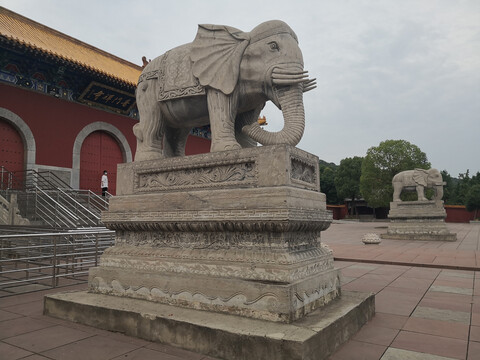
[101,170,108,197]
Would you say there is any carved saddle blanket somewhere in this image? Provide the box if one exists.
[138,46,205,102]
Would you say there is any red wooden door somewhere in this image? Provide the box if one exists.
[79,131,123,195]
[0,119,24,189]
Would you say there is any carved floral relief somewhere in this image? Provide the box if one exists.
[136,161,255,192]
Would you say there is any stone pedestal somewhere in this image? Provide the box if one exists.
[44,290,374,360]
[382,200,456,241]
[44,145,375,359]
[89,145,339,323]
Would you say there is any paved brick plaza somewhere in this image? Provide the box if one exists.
[1,222,479,359]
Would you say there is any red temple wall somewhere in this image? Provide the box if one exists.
[185,134,211,155]
[0,83,137,167]
[0,83,211,169]
[445,205,476,223]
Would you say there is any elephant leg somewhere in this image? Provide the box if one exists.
[164,127,191,157]
[416,185,427,201]
[235,107,262,148]
[134,81,164,161]
[207,89,241,152]
[392,183,402,202]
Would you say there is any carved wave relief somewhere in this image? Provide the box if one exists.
[90,277,280,310]
[88,275,340,319]
[294,274,340,304]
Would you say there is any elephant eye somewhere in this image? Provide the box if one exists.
[268,41,279,51]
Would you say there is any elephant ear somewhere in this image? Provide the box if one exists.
[413,168,428,186]
[191,24,250,95]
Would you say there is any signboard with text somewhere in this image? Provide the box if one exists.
[79,82,136,115]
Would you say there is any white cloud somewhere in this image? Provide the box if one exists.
[2,0,479,176]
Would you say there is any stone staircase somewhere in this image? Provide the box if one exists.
[1,168,108,228]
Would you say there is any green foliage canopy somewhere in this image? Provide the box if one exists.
[335,157,363,213]
[360,140,431,208]
[466,184,480,219]
[319,162,341,204]
[441,170,455,204]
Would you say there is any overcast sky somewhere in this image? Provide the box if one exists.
[2,0,479,177]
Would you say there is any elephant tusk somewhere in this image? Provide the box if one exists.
[272,78,311,85]
[272,73,310,81]
[303,84,317,93]
[302,78,317,92]
[273,68,309,75]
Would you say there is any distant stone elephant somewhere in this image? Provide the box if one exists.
[392,168,445,202]
[134,20,316,161]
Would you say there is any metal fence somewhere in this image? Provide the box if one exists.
[0,227,115,296]
[16,188,102,228]
[0,166,15,190]
[1,167,109,228]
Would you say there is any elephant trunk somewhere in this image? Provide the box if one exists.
[241,82,305,146]
[435,185,444,200]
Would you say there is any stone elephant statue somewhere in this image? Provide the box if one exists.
[134,20,316,161]
[392,168,445,202]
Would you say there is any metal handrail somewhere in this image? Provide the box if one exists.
[0,166,12,190]
[35,187,80,227]
[0,228,112,239]
[63,189,109,212]
[2,169,108,227]
[0,228,114,294]
[0,166,23,193]
[22,169,59,190]
[55,188,100,222]
[36,170,71,189]
[31,170,108,218]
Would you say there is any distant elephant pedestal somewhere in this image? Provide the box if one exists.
[44,145,374,360]
[382,200,456,241]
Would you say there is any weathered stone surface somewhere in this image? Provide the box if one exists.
[89,266,340,322]
[362,233,381,244]
[0,193,30,225]
[382,200,456,241]
[44,290,375,360]
[116,144,321,196]
[392,168,444,202]
[89,145,342,323]
[133,21,317,161]
[385,168,455,241]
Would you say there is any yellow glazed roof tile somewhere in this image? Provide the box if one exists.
[0,7,141,86]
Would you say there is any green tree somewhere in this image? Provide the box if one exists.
[452,170,471,205]
[319,162,340,204]
[440,170,480,205]
[335,156,363,215]
[471,171,480,187]
[360,139,431,209]
[465,184,480,219]
[441,170,455,204]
